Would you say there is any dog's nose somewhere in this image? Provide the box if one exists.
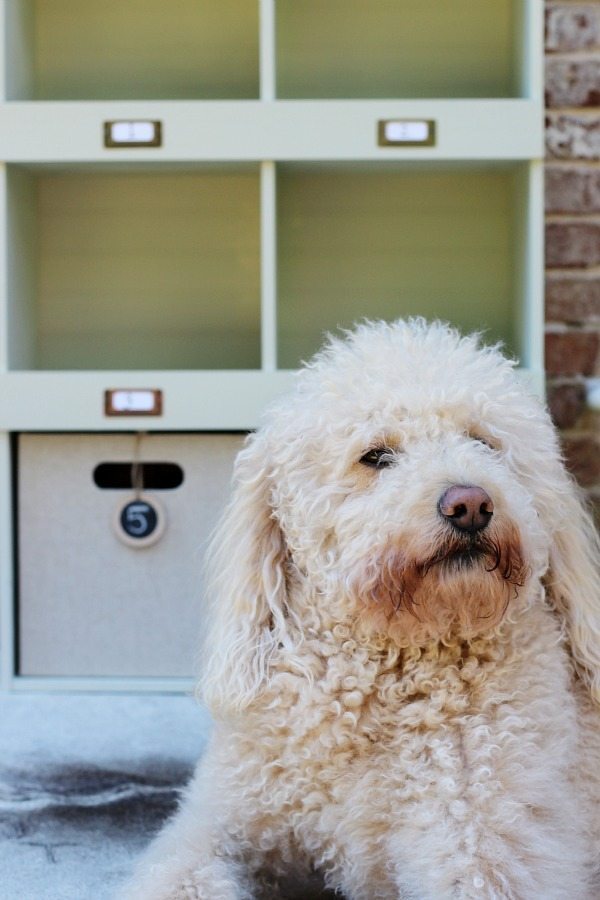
[438,485,494,534]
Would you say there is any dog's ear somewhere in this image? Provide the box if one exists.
[199,430,290,716]
[546,473,600,704]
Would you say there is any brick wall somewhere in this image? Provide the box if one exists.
[545,1,600,518]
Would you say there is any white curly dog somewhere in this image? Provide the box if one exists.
[122,320,600,899]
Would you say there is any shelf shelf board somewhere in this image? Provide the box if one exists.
[0,366,543,433]
[0,99,543,162]
[0,370,295,431]
[9,675,195,693]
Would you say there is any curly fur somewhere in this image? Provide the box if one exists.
[121,319,600,900]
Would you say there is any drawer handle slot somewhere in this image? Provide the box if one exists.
[93,462,183,490]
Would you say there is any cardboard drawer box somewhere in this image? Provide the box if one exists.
[17,433,243,678]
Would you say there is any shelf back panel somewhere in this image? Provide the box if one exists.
[16,0,260,100]
[277,0,521,99]
[27,169,261,370]
[277,165,523,369]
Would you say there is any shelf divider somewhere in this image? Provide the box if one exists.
[0,165,7,371]
[521,160,545,381]
[261,160,277,373]
[1,0,34,100]
[259,0,276,101]
[521,0,544,103]
[0,432,15,689]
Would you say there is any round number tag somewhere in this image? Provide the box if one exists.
[113,494,166,548]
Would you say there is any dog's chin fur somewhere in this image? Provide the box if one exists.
[354,525,529,647]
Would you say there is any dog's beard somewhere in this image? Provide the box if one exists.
[353,526,529,647]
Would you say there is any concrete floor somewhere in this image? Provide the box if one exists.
[0,693,211,900]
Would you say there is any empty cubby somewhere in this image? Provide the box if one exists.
[6,165,261,370]
[276,0,527,99]
[277,163,530,369]
[3,0,259,100]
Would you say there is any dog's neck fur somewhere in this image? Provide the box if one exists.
[276,567,543,691]
[246,580,571,773]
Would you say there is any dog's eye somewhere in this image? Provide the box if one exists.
[359,447,395,469]
[470,433,498,451]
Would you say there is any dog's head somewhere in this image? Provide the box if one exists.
[201,320,600,713]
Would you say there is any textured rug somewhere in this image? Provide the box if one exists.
[0,694,211,900]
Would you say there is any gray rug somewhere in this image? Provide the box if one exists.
[0,694,211,900]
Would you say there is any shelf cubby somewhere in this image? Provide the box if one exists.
[5,164,261,370]
[3,0,259,101]
[276,0,528,100]
[277,162,533,370]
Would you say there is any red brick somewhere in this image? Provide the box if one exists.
[546,277,600,323]
[545,59,600,108]
[562,434,600,487]
[546,380,587,428]
[545,5,600,52]
[545,330,600,376]
[545,221,600,268]
[546,113,600,159]
[545,167,600,213]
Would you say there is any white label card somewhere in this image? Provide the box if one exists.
[104,120,162,147]
[378,119,435,147]
[111,121,155,143]
[384,121,430,143]
[105,389,163,416]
